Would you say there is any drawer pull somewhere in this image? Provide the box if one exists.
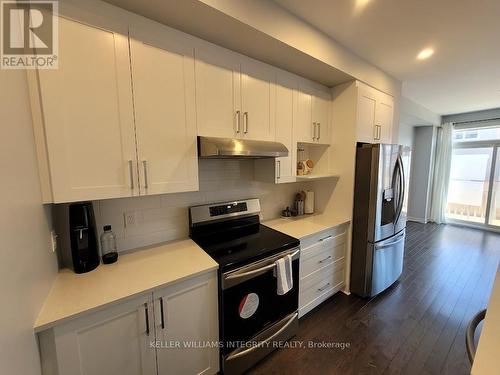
[318,255,332,264]
[319,235,332,242]
[317,283,331,292]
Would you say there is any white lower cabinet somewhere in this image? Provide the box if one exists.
[38,272,219,375]
[154,273,219,375]
[298,225,347,318]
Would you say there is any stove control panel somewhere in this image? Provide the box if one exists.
[190,199,261,224]
[210,202,248,217]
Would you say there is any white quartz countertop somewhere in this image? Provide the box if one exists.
[34,239,218,332]
[472,264,500,374]
[263,214,350,239]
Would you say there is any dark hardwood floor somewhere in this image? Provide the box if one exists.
[249,222,500,375]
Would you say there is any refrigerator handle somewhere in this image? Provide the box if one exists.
[394,155,405,224]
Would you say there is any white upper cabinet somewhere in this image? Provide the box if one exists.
[36,16,137,203]
[375,95,394,144]
[195,45,276,141]
[275,71,297,183]
[129,24,198,195]
[295,81,331,144]
[240,58,276,141]
[312,88,331,144]
[32,15,202,203]
[194,44,241,138]
[356,82,394,144]
[295,86,314,143]
[357,87,378,143]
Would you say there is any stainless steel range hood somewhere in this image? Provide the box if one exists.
[198,136,288,158]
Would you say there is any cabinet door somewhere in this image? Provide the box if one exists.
[296,85,314,143]
[154,271,219,375]
[275,72,296,183]
[357,89,377,143]
[195,45,241,138]
[130,26,199,195]
[37,17,137,202]
[375,96,394,144]
[312,89,331,144]
[53,294,156,375]
[240,58,276,141]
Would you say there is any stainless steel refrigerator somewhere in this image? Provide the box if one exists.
[351,143,410,297]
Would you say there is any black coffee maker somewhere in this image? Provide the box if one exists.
[53,202,100,273]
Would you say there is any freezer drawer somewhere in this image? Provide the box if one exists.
[371,230,405,296]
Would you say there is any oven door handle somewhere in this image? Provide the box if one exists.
[225,263,275,280]
[225,249,300,281]
[226,312,298,361]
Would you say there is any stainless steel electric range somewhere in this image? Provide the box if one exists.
[189,199,300,374]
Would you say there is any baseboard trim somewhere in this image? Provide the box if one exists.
[407,216,427,224]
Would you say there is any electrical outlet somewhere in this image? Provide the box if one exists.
[124,211,137,228]
[50,230,58,253]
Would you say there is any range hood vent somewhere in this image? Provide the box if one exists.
[198,136,288,159]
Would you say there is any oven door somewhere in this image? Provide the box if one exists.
[221,248,299,353]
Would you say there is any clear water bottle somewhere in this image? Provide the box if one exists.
[100,225,118,264]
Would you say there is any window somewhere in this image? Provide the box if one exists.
[453,127,500,143]
[446,126,500,227]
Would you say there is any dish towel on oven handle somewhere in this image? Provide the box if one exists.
[275,254,293,295]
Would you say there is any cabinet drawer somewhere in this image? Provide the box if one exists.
[300,232,346,279]
[299,223,347,250]
[300,242,345,279]
[299,259,344,314]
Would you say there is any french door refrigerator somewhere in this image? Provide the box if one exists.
[351,143,409,297]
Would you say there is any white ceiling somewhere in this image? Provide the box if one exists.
[274,0,500,115]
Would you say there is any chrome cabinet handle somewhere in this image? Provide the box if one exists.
[142,160,148,189]
[374,124,378,140]
[159,297,165,330]
[144,303,150,336]
[374,125,381,140]
[276,160,281,180]
[317,123,321,140]
[236,110,241,133]
[312,122,317,140]
[319,235,332,242]
[128,160,134,190]
[243,112,248,134]
[317,283,331,292]
[318,255,332,264]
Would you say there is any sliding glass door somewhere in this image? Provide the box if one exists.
[446,127,500,228]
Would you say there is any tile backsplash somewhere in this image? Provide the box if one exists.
[93,159,317,252]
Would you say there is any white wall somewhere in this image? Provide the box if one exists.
[407,126,437,223]
[0,70,58,374]
[198,0,400,96]
[399,96,441,147]
[93,160,322,252]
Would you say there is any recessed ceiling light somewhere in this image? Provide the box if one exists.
[417,48,434,60]
[354,0,371,14]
